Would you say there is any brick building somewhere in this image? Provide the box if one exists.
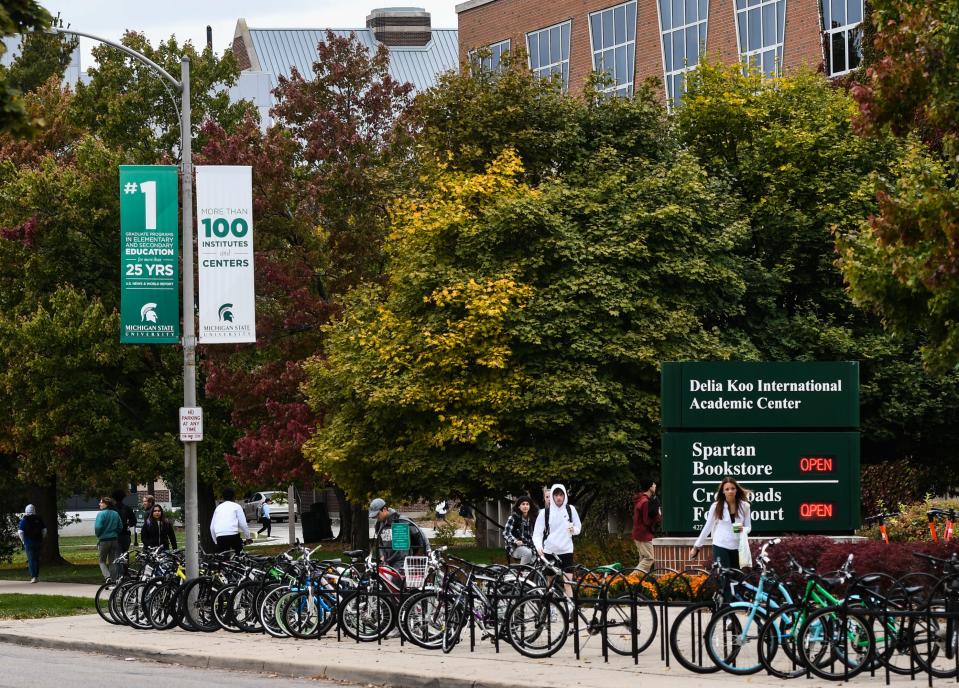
[456,0,864,104]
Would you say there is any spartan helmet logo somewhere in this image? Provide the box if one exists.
[140,303,158,323]
[218,303,234,322]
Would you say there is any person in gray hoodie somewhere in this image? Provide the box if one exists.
[532,484,582,596]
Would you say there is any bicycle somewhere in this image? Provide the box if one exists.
[927,508,956,542]
[863,510,900,544]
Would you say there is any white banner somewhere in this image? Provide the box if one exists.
[196,166,256,343]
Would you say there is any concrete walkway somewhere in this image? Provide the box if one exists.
[0,580,100,598]
[0,612,918,688]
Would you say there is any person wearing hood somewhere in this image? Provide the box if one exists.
[533,484,582,595]
[632,478,661,574]
[369,497,431,568]
[17,504,46,583]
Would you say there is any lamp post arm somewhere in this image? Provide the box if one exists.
[48,26,181,91]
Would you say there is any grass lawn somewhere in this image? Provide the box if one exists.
[0,563,105,585]
[0,594,96,619]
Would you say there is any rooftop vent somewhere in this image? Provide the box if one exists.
[366,7,431,47]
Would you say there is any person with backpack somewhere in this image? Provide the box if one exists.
[17,504,46,583]
[533,484,582,596]
[503,495,537,564]
[369,497,431,568]
[111,489,136,554]
[632,478,661,574]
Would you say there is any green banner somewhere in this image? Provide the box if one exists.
[119,165,179,343]
[661,431,860,533]
[661,361,859,429]
[391,522,411,550]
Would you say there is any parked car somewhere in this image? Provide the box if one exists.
[242,490,298,523]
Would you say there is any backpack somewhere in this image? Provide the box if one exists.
[542,503,573,540]
[22,514,43,541]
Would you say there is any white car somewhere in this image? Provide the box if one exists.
[242,490,298,523]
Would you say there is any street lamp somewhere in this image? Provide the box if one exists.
[50,28,201,579]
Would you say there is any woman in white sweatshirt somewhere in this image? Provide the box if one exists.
[689,477,751,569]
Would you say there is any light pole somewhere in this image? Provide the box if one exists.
[51,28,200,579]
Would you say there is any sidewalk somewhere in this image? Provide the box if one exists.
[0,580,100,598]
[0,612,917,688]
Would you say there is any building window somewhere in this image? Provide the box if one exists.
[735,0,786,77]
[822,0,863,76]
[527,21,571,91]
[470,39,511,72]
[658,0,709,107]
[589,1,637,97]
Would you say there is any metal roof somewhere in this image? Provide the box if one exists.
[248,28,459,92]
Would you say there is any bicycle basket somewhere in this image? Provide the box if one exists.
[404,556,429,589]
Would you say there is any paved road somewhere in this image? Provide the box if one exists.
[0,643,345,688]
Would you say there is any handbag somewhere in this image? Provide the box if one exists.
[738,529,753,568]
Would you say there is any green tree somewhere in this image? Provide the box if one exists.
[0,0,50,135]
[303,142,747,509]
[1,13,76,95]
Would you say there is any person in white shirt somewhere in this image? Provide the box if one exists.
[533,484,582,597]
[210,487,251,553]
[690,477,751,572]
[257,498,272,538]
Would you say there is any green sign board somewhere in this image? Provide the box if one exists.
[391,522,411,550]
[119,165,179,343]
[662,361,859,429]
[661,431,860,533]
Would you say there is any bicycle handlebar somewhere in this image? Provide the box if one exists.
[863,511,899,523]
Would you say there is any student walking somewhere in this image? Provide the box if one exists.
[95,496,123,580]
[210,487,251,554]
[533,484,582,596]
[140,504,177,550]
[690,476,752,601]
[632,478,661,574]
[503,495,537,564]
[257,498,273,538]
[17,504,46,583]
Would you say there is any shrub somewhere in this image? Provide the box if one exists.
[860,458,937,517]
[433,521,459,547]
[857,497,959,542]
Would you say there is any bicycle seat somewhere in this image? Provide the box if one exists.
[858,574,882,586]
[343,550,367,559]
[903,585,926,596]
[594,563,622,573]
[819,575,845,587]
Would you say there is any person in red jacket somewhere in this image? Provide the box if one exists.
[632,478,661,573]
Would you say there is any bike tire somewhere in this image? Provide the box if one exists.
[796,606,875,681]
[95,580,120,625]
[602,594,658,656]
[505,594,569,659]
[259,584,293,638]
[398,590,444,649]
[668,602,722,674]
[337,589,396,642]
[180,576,221,633]
[703,604,769,675]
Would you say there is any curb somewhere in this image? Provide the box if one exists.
[0,632,519,688]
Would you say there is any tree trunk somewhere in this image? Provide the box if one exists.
[350,502,370,551]
[197,479,216,553]
[30,478,67,565]
[333,484,351,543]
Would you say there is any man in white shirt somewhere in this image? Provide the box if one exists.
[210,487,251,553]
[533,484,582,597]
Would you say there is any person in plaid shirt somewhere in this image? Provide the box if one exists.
[503,495,538,564]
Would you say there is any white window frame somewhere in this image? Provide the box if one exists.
[588,0,638,97]
[822,0,864,76]
[527,20,572,91]
[734,0,786,77]
[656,0,710,107]
[469,38,512,72]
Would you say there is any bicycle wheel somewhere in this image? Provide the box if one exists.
[758,604,823,679]
[669,602,721,674]
[121,581,154,630]
[111,579,136,626]
[146,579,183,630]
[338,589,396,642]
[213,585,243,632]
[180,576,221,632]
[704,605,770,675]
[506,594,569,659]
[797,606,875,681]
[259,584,293,638]
[442,604,465,654]
[910,604,959,679]
[398,590,444,649]
[95,580,119,625]
[280,589,337,639]
[602,593,658,656]
[229,581,263,633]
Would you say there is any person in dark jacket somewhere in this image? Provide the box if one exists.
[140,504,177,550]
[369,498,430,568]
[632,478,661,574]
[17,504,46,583]
[503,495,537,564]
[111,489,136,553]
